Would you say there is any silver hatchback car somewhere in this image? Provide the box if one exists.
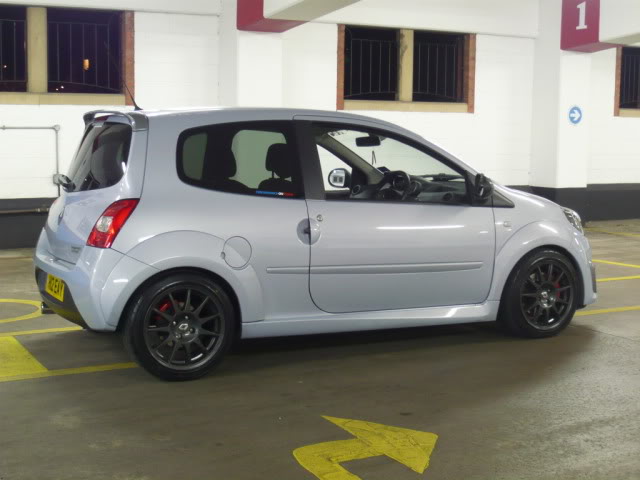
[35,108,597,380]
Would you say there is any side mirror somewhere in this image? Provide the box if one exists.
[472,173,493,203]
[328,168,351,189]
[53,173,74,191]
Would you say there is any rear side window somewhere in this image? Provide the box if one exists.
[67,122,132,192]
[177,121,303,197]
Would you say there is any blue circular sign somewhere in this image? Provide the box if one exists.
[569,106,582,125]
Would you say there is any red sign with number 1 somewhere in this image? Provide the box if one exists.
[561,0,614,52]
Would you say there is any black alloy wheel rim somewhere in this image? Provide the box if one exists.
[143,286,225,370]
[520,259,574,331]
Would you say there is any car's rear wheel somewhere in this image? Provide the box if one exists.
[124,273,235,381]
[498,249,579,338]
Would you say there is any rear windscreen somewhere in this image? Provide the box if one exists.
[66,122,132,192]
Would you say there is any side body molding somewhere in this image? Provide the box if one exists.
[104,231,265,328]
[488,221,593,306]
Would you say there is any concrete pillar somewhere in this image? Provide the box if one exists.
[529,0,592,212]
[26,7,48,93]
[220,0,284,108]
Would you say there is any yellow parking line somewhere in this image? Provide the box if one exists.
[0,337,48,377]
[587,228,640,238]
[0,299,43,324]
[576,305,640,317]
[593,259,640,269]
[0,326,82,337]
[0,362,137,383]
[598,275,640,283]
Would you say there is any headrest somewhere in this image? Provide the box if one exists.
[265,143,293,179]
[216,146,237,178]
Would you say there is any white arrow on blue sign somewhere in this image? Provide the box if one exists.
[569,106,582,125]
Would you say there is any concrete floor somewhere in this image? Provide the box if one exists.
[1,222,639,480]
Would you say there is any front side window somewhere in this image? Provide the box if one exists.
[177,122,303,198]
[0,6,27,92]
[313,124,468,205]
[47,8,122,94]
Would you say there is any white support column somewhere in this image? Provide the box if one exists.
[219,0,284,108]
[530,0,591,192]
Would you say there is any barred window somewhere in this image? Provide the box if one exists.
[620,47,640,109]
[0,6,27,92]
[413,31,465,103]
[344,26,398,101]
[47,8,122,94]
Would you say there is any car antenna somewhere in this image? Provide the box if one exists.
[103,41,142,111]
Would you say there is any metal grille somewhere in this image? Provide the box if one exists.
[0,7,27,92]
[620,47,640,109]
[47,9,122,94]
[345,27,398,101]
[413,32,464,103]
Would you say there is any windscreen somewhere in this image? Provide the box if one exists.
[66,122,132,192]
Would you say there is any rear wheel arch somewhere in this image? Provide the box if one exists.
[117,266,242,339]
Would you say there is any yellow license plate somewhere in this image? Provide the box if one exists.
[45,274,65,302]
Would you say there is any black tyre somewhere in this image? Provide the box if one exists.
[498,249,579,338]
[123,273,236,381]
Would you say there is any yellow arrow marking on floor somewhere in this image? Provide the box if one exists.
[0,299,43,324]
[293,416,438,480]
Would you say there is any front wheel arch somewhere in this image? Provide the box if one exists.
[497,247,582,337]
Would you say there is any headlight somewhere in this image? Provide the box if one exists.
[562,207,584,234]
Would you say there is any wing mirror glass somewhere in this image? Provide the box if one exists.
[328,168,351,189]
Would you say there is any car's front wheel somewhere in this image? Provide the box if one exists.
[124,273,236,381]
[499,249,579,338]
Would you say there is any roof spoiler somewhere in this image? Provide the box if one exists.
[83,110,148,131]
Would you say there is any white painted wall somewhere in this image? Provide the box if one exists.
[135,12,219,109]
[0,0,221,15]
[282,22,338,110]
[0,104,121,199]
[0,9,220,199]
[317,0,539,39]
[588,49,640,184]
[236,31,283,107]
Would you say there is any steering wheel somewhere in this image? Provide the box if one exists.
[375,170,412,201]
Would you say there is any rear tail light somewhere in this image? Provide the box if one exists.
[87,199,139,248]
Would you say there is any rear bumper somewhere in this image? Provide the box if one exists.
[35,267,88,328]
[33,229,158,331]
[33,229,124,331]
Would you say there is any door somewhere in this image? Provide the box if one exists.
[302,122,496,314]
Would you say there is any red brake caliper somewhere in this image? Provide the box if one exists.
[155,301,171,322]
